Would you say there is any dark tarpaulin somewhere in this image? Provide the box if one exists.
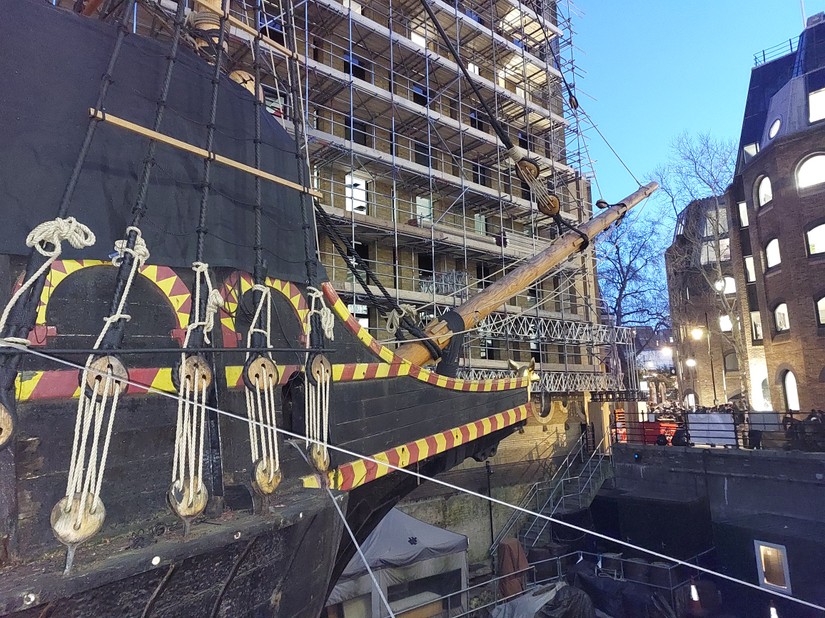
[0,0,314,282]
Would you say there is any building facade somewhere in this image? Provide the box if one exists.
[726,13,825,413]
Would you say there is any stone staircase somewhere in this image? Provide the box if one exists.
[491,434,613,555]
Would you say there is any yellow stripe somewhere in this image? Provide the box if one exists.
[434,432,447,452]
[375,364,391,379]
[225,365,244,388]
[15,371,42,401]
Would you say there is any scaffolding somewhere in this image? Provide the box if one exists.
[73,0,634,396]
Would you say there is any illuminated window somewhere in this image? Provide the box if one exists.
[467,62,479,75]
[714,276,736,294]
[810,87,825,123]
[415,196,432,222]
[345,173,368,213]
[807,224,825,255]
[783,370,800,411]
[774,303,790,332]
[410,31,425,47]
[751,311,763,340]
[343,0,362,13]
[796,154,825,190]
[755,541,791,593]
[765,239,781,269]
[719,315,733,332]
[743,142,759,162]
[756,176,773,207]
[744,256,756,282]
[700,238,731,264]
[738,201,749,227]
[768,118,781,139]
[817,296,825,326]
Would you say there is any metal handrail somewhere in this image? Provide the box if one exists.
[490,433,589,552]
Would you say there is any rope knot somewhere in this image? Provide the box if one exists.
[306,286,335,341]
[385,303,417,335]
[112,226,150,267]
[26,217,96,257]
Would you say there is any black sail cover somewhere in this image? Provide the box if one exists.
[0,0,314,281]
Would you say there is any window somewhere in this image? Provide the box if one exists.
[774,303,790,332]
[472,161,489,186]
[744,256,756,282]
[796,154,825,190]
[703,206,728,236]
[343,0,362,13]
[474,213,487,235]
[700,238,730,264]
[345,117,370,146]
[412,84,429,106]
[738,201,749,227]
[817,296,825,325]
[345,173,368,213]
[765,239,781,269]
[768,118,781,139]
[743,142,759,163]
[724,351,739,372]
[719,315,733,332]
[410,31,425,47]
[755,541,791,593]
[415,196,432,222]
[343,53,370,81]
[469,111,486,133]
[809,86,825,123]
[714,276,736,294]
[751,311,763,340]
[783,370,800,412]
[807,224,825,255]
[467,62,479,75]
[756,176,773,207]
[414,141,430,167]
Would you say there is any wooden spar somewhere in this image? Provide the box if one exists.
[395,182,659,367]
[90,109,323,199]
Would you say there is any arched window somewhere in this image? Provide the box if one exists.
[756,176,773,207]
[807,224,825,255]
[783,370,800,411]
[714,276,737,294]
[797,154,825,190]
[724,351,739,372]
[774,303,790,332]
[817,296,825,326]
[768,118,781,139]
[766,239,781,268]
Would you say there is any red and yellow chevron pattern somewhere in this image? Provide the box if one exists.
[303,404,530,491]
[218,271,310,347]
[322,283,529,393]
[20,260,192,332]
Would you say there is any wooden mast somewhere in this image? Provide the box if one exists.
[394,182,659,367]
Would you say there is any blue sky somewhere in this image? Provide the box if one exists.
[572,1,816,203]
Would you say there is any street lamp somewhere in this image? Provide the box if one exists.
[690,327,704,341]
[685,358,697,367]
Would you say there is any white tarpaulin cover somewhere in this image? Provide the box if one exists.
[341,508,469,579]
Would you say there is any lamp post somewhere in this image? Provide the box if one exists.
[691,316,718,405]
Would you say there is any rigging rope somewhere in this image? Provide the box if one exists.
[14,341,825,614]
[306,286,335,341]
[243,284,282,495]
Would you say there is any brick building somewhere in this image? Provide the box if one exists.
[669,13,825,412]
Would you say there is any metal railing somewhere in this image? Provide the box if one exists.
[615,411,825,452]
[519,435,612,550]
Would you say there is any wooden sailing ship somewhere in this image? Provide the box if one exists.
[0,0,655,615]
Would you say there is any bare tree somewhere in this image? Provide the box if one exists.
[597,215,670,389]
[654,132,751,407]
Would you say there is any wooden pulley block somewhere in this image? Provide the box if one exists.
[253,458,283,495]
[244,356,279,391]
[515,158,540,184]
[50,493,106,546]
[309,443,330,472]
[167,478,209,519]
[0,402,15,449]
[179,355,213,390]
[537,193,561,217]
[309,354,331,382]
[85,355,128,398]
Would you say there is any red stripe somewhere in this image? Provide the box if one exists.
[363,459,379,483]
[364,364,379,380]
[386,448,401,468]
[341,365,356,382]
[424,434,439,455]
[339,464,355,491]
[459,425,471,443]
[407,440,420,463]
[30,370,78,399]
[443,429,455,450]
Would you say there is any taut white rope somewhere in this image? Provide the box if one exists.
[15,341,825,614]
[244,284,282,495]
[51,227,146,569]
[168,262,221,521]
